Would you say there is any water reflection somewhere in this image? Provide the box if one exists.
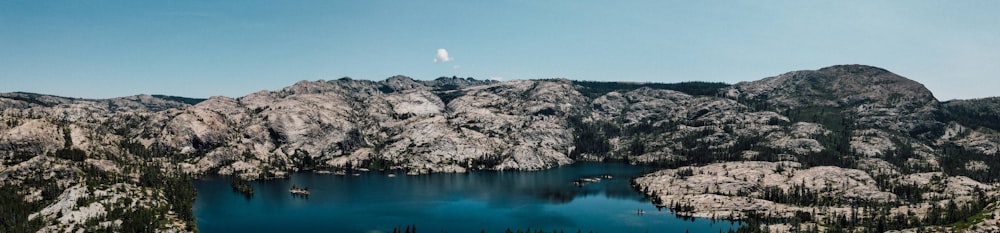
[194,163,739,233]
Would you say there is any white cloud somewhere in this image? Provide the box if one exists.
[433,48,452,63]
[489,76,504,81]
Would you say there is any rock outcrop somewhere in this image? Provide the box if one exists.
[2,65,1000,232]
[727,65,942,136]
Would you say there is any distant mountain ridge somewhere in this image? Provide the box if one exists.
[0,92,204,111]
[2,65,1000,232]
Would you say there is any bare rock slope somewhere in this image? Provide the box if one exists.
[2,65,1000,232]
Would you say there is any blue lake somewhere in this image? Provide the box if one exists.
[193,163,740,233]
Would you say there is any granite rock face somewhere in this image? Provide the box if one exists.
[3,65,1000,232]
[727,65,942,136]
[634,161,900,219]
[157,77,585,177]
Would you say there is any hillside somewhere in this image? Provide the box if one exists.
[2,66,999,232]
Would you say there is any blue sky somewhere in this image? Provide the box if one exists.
[1,1,997,100]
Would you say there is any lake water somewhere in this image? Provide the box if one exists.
[193,163,740,233]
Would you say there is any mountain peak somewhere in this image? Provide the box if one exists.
[728,64,941,134]
[816,64,892,75]
[731,64,937,109]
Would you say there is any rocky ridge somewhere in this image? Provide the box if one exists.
[2,66,999,232]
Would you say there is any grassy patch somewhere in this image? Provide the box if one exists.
[947,208,995,230]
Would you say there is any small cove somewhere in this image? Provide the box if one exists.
[193,163,740,232]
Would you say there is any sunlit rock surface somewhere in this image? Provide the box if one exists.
[3,65,1000,232]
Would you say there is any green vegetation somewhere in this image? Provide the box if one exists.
[784,106,847,132]
[361,156,398,171]
[573,80,730,98]
[939,142,1000,182]
[54,148,87,162]
[433,90,465,105]
[293,149,317,171]
[136,166,198,231]
[52,140,199,232]
[468,153,504,169]
[231,178,254,199]
[942,97,1000,131]
[730,195,994,233]
[337,129,367,155]
[723,104,1000,232]
[1,92,65,107]
[947,205,995,230]
[150,95,207,105]
[567,116,619,158]
[0,185,46,233]
[6,76,1000,232]
[568,90,1000,232]
[54,125,87,161]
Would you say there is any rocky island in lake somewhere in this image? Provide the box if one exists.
[2,65,1000,232]
[289,186,310,196]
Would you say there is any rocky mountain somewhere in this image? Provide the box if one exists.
[0,92,202,112]
[727,65,941,136]
[942,97,1000,133]
[2,65,999,232]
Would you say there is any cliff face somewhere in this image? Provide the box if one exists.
[2,65,999,232]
